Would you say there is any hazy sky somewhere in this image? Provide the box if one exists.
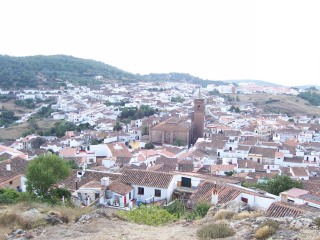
[0,0,319,86]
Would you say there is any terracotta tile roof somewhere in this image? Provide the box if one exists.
[291,167,309,177]
[0,157,28,186]
[302,179,320,194]
[249,146,276,158]
[299,193,320,205]
[107,180,133,195]
[150,118,192,132]
[286,188,309,198]
[115,157,131,165]
[118,169,174,189]
[156,149,176,158]
[107,142,132,158]
[156,156,178,165]
[247,171,277,180]
[189,180,241,206]
[266,202,310,218]
[59,148,77,156]
[59,170,120,191]
[238,160,255,169]
[237,145,251,151]
[284,157,303,163]
[211,164,235,172]
[80,180,102,189]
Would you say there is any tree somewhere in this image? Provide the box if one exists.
[25,154,71,197]
[142,126,149,136]
[173,138,185,146]
[257,175,303,196]
[113,122,122,132]
[144,143,155,149]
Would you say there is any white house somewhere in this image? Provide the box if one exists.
[117,169,176,203]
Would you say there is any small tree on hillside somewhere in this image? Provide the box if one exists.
[26,154,71,197]
[257,175,303,196]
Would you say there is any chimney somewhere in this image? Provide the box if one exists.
[6,160,11,171]
[101,177,110,186]
[280,192,288,202]
[211,182,218,205]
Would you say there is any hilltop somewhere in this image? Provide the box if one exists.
[0,55,226,89]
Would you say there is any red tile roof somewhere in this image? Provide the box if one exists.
[107,181,133,195]
[118,169,174,188]
[189,180,241,206]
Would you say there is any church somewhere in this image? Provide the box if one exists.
[149,91,205,146]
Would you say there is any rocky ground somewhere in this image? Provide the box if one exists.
[4,203,320,240]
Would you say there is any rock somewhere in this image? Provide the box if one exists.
[22,208,41,219]
[45,212,64,225]
[6,229,33,240]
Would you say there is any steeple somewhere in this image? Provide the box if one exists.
[197,86,203,99]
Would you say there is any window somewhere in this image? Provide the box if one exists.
[138,187,144,195]
[129,192,131,199]
[155,189,161,197]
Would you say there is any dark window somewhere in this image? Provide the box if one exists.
[138,187,144,195]
[95,193,100,200]
[181,177,192,188]
[129,192,131,199]
[155,189,161,197]
[241,197,248,203]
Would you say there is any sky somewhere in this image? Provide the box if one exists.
[0,0,319,86]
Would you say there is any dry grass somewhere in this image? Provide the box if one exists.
[0,118,60,140]
[233,211,264,220]
[254,225,276,240]
[50,205,91,223]
[237,93,320,115]
[213,209,236,220]
[0,202,91,237]
[197,221,235,240]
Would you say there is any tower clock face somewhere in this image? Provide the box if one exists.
[197,105,201,110]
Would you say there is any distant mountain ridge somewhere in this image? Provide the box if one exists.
[3,55,310,89]
[222,79,282,87]
[0,55,139,89]
[0,55,227,89]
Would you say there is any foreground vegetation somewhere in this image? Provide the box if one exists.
[117,201,211,226]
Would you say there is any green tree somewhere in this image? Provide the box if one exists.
[173,138,185,146]
[26,154,71,197]
[113,122,122,132]
[144,143,155,149]
[257,175,303,196]
[142,126,149,136]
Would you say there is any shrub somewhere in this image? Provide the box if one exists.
[254,220,279,239]
[165,200,185,218]
[254,225,276,239]
[233,211,263,220]
[194,202,210,218]
[197,223,235,240]
[0,212,26,229]
[260,219,280,230]
[313,217,320,227]
[118,205,175,226]
[214,209,236,220]
[184,202,211,221]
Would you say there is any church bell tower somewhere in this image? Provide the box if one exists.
[193,88,205,143]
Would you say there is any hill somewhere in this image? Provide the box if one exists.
[0,55,228,89]
[143,72,226,86]
[223,79,282,87]
[0,55,140,89]
[237,93,320,116]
